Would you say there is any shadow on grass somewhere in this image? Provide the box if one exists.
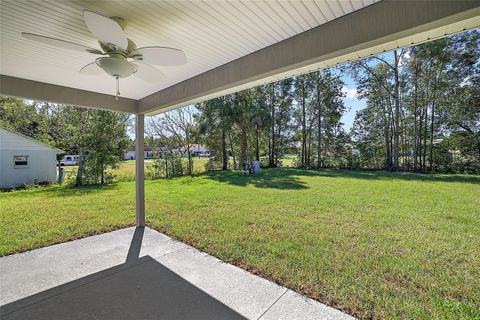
[305,168,480,184]
[3,168,477,198]
[204,169,309,190]
[204,168,480,187]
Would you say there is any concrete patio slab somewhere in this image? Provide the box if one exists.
[1,256,245,320]
[0,227,355,319]
[258,290,354,320]
[155,246,287,319]
[0,227,188,306]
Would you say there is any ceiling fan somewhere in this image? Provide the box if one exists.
[21,10,186,99]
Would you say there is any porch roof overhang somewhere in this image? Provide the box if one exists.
[1,0,479,115]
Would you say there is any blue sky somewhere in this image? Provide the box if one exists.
[340,74,364,132]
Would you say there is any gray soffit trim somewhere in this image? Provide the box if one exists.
[138,0,480,115]
[0,75,138,114]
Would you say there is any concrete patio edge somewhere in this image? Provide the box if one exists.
[0,227,354,320]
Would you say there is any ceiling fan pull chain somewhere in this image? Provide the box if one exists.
[115,76,120,100]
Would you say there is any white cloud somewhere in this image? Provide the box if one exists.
[398,51,411,67]
[342,87,358,100]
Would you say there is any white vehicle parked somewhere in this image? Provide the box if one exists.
[60,155,79,166]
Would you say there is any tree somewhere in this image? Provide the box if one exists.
[196,97,233,170]
[147,106,196,176]
[293,74,316,167]
[268,78,294,167]
[350,29,479,173]
[84,111,130,184]
[352,63,395,169]
[0,97,50,142]
[351,49,406,170]
[231,89,259,169]
[314,69,346,168]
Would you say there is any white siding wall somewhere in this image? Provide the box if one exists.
[0,127,60,188]
[0,150,57,188]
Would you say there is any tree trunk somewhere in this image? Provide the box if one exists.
[221,126,228,171]
[255,128,259,161]
[307,130,311,167]
[100,160,104,185]
[228,132,236,170]
[393,50,401,170]
[268,130,272,165]
[418,110,423,170]
[317,73,322,169]
[269,83,276,167]
[165,157,168,178]
[75,109,86,186]
[240,127,248,170]
[186,128,193,176]
[413,64,419,171]
[76,146,84,186]
[57,159,62,184]
[423,105,428,172]
[401,109,407,169]
[385,127,391,169]
[187,148,192,176]
[429,100,435,172]
[277,123,283,165]
[301,78,307,167]
[384,97,394,169]
[221,98,228,171]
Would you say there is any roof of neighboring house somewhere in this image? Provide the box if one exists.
[179,144,209,152]
[191,144,208,149]
[125,146,156,152]
[0,126,64,153]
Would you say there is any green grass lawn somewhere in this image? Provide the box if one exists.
[280,154,296,167]
[1,169,479,319]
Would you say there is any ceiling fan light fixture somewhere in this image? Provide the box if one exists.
[22,10,186,96]
[95,56,137,78]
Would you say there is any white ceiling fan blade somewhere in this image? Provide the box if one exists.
[130,46,186,66]
[133,62,166,83]
[21,33,103,54]
[80,62,103,75]
[83,10,128,50]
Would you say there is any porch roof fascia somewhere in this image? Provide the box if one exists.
[0,75,138,113]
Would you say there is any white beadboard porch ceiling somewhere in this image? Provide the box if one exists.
[0,0,379,100]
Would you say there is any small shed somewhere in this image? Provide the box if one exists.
[0,126,64,188]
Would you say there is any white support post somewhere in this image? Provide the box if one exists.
[135,114,145,227]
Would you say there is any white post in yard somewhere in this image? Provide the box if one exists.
[135,113,145,227]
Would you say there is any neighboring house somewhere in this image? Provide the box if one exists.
[0,126,64,189]
[178,144,210,157]
[123,145,209,160]
[123,146,155,160]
